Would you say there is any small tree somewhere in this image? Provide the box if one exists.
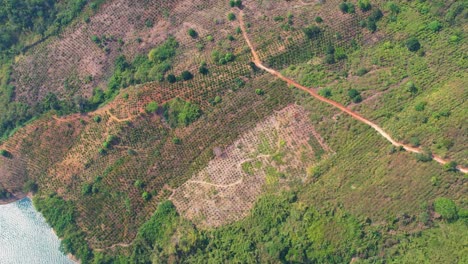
[406,81,418,94]
[358,0,371,12]
[199,64,209,75]
[230,0,242,8]
[142,192,151,201]
[319,88,332,98]
[167,74,177,83]
[188,28,198,38]
[324,54,335,64]
[0,149,10,158]
[172,137,181,144]
[93,115,102,123]
[255,89,265,95]
[303,25,321,39]
[434,197,458,221]
[227,13,236,21]
[444,161,458,172]
[406,37,421,52]
[428,20,442,32]
[145,101,158,113]
[315,16,323,23]
[181,70,193,81]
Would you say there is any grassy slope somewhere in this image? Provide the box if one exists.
[0,0,466,263]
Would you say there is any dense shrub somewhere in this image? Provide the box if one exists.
[406,37,421,52]
[358,0,371,12]
[167,74,177,83]
[434,198,458,221]
[303,25,321,39]
[188,28,198,38]
[339,2,355,13]
[181,70,193,81]
[163,98,201,127]
[229,0,242,8]
[145,101,158,113]
[227,13,236,21]
[427,21,442,32]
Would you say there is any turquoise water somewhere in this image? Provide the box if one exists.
[0,198,75,264]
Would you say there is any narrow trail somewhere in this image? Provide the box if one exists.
[238,12,467,174]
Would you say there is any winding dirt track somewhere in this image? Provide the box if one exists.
[238,12,467,173]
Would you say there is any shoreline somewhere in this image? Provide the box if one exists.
[0,191,27,205]
[0,192,80,263]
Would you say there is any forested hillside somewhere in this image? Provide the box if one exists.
[0,0,466,263]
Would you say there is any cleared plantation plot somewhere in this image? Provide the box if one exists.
[171,104,330,228]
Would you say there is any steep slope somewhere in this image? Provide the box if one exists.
[0,0,466,263]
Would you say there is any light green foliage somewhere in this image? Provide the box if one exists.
[434,197,458,221]
[427,20,442,32]
[163,98,201,127]
[145,101,158,113]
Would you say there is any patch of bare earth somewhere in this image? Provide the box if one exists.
[171,104,331,228]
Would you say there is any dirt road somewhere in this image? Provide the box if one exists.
[238,12,467,173]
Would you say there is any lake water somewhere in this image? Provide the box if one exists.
[0,198,75,264]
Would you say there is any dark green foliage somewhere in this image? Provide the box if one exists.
[93,115,102,123]
[319,88,332,98]
[227,13,236,21]
[406,37,421,52]
[163,98,201,127]
[358,0,371,12]
[0,0,87,51]
[81,183,92,195]
[303,25,321,39]
[167,74,176,83]
[0,149,11,158]
[315,16,323,23]
[406,81,418,94]
[348,89,362,103]
[199,64,209,75]
[23,180,38,193]
[0,187,11,199]
[229,0,242,8]
[434,198,458,221]
[325,54,335,64]
[188,28,198,38]
[180,70,193,81]
[34,194,92,263]
[339,2,355,14]
[145,19,153,28]
[124,194,376,263]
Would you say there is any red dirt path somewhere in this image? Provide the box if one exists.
[238,11,467,174]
